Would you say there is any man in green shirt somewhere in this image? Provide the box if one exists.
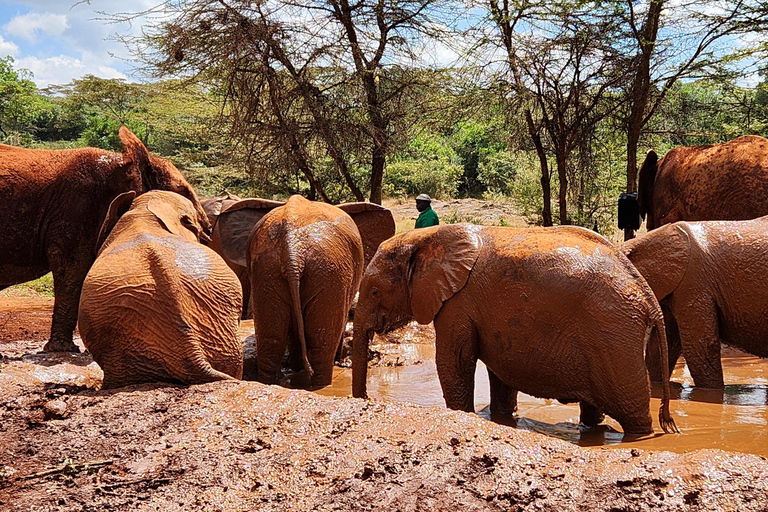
[414,194,439,228]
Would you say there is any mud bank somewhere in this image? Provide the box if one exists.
[4,298,768,511]
[3,379,768,512]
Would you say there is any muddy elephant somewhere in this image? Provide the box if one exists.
[623,217,768,389]
[79,190,242,389]
[638,135,768,230]
[352,224,678,435]
[201,194,283,318]
[0,127,209,352]
[218,195,395,388]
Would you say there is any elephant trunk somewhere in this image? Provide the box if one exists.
[352,318,374,399]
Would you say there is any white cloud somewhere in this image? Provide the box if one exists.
[16,54,125,88]
[0,35,19,57]
[3,12,68,42]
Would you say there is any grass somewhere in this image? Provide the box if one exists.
[0,273,55,297]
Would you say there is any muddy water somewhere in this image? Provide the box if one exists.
[303,323,768,457]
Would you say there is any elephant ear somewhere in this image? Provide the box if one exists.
[216,198,284,266]
[96,191,136,255]
[408,224,483,324]
[147,195,196,240]
[637,149,658,223]
[623,223,689,301]
[337,202,396,268]
[119,126,153,192]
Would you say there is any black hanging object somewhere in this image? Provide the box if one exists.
[618,192,640,230]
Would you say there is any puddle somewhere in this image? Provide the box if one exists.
[314,323,768,457]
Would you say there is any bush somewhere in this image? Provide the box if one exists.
[384,157,463,198]
[477,149,519,194]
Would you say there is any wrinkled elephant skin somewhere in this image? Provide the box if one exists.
[0,127,209,352]
[352,224,677,436]
[79,191,242,389]
[638,135,768,230]
[624,216,768,389]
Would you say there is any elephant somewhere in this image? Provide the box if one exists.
[623,217,768,389]
[217,194,395,388]
[0,127,210,352]
[638,135,768,230]
[352,224,678,435]
[78,190,242,389]
[202,194,283,319]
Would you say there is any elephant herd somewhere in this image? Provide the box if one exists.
[4,128,768,438]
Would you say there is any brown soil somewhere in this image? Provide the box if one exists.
[384,197,530,229]
[3,298,768,510]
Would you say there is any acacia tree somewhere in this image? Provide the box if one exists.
[485,0,624,225]
[118,0,451,203]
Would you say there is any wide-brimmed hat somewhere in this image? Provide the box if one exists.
[416,194,431,202]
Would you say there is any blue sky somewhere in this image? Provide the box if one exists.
[0,0,157,87]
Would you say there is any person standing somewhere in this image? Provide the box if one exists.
[414,194,439,228]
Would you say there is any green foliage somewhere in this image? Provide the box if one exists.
[448,119,508,196]
[2,273,55,297]
[477,150,519,195]
[384,133,463,198]
[0,57,55,145]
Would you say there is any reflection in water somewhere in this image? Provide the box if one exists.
[244,319,768,456]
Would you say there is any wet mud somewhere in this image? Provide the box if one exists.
[4,296,768,510]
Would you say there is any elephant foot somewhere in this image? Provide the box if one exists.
[579,402,605,428]
[692,377,725,389]
[43,338,81,353]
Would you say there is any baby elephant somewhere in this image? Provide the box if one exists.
[79,190,243,389]
[624,217,768,388]
[352,224,678,435]
[216,195,395,389]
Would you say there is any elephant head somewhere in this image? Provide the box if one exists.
[214,198,286,267]
[96,190,211,254]
[637,149,659,229]
[622,223,690,301]
[118,126,211,236]
[201,194,242,229]
[352,224,483,399]
[215,198,395,269]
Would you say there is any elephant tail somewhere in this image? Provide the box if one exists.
[286,248,313,381]
[647,315,679,434]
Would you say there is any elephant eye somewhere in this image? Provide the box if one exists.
[371,287,379,297]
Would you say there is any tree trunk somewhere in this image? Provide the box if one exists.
[556,153,569,225]
[624,0,664,241]
[526,110,553,226]
[369,141,385,205]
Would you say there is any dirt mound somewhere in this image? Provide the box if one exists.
[2,379,768,511]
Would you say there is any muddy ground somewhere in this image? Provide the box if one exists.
[3,300,768,511]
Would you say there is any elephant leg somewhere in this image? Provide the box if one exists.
[676,299,723,388]
[299,299,348,389]
[579,402,605,428]
[645,305,682,382]
[254,299,291,385]
[488,368,517,416]
[434,317,478,413]
[44,249,87,352]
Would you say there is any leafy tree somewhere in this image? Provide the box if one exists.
[0,57,53,143]
[115,0,454,204]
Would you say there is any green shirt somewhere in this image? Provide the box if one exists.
[415,207,439,228]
